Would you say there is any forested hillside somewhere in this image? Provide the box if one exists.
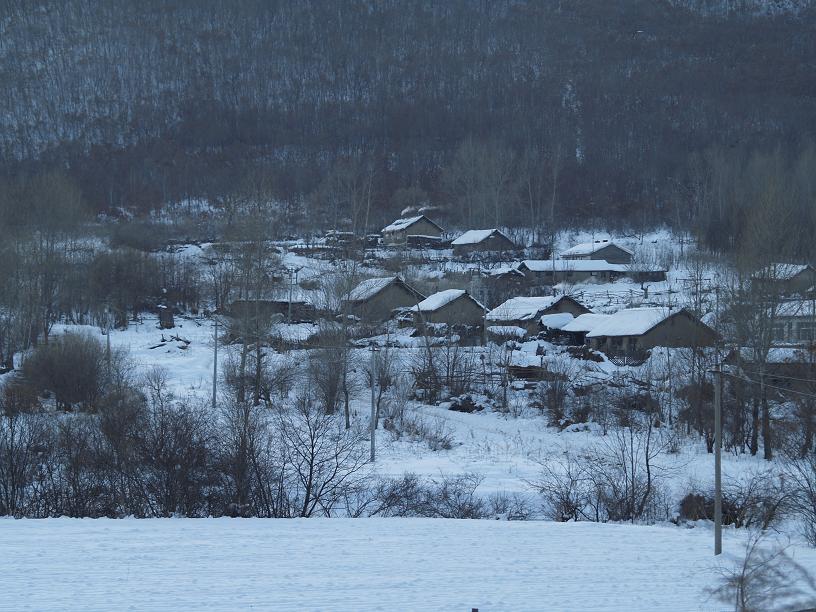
[2,0,816,248]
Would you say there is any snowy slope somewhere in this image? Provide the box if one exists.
[5,517,814,611]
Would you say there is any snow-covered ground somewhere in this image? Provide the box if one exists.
[5,517,813,611]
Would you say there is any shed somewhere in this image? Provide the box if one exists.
[451,229,516,256]
[486,295,590,335]
[561,240,633,264]
[381,215,444,246]
[561,313,613,346]
[344,276,425,321]
[411,289,487,328]
[586,307,717,355]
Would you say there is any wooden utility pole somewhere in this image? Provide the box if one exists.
[713,364,722,556]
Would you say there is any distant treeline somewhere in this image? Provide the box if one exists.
[2,0,816,248]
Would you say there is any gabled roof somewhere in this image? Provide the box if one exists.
[347,276,423,302]
[451,228,512,246]
[486,296,560,321]
[517,259,628,273]
[562,313,612,334]
[776,300,816,318]
[758,263,816,281]
[560,240,632,258]
[411,289,485,313]
[381,215,443,234]
[483,266,525,278]
[586,307,684,338]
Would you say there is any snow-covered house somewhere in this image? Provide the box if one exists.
[344,276,425,321]
[561,240,633,265]
[478,266,527,308]
[381,215,444,246]
[486,296,590,335]
[585,307,717,355]
[752,263,816,297]
[411,289,486,328]
[515,259,628,286]
[771,299,816,344]
[725,346,816,394]
[451,228,515,256]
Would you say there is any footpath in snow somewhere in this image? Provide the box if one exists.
[5,517,814,611]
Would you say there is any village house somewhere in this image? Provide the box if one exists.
[344,276,425,321]
[771,299,816,344]
[477,266,528,308]
[724,346,816,394]
[486,295,590,336]
[451,228,516,256]
[411,289,486,328]
[585,307,717,356]
[753,263,816,297]
[560,240,633,265]
[515,259,629,286]
[381,215,444,246]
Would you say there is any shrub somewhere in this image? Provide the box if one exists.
[22,333,107,410]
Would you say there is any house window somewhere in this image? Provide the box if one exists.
[799,324,816,341]
[772,324,787,342]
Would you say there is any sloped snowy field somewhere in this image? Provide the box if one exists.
[6,517,813,611]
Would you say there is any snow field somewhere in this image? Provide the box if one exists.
[6,517,812,612]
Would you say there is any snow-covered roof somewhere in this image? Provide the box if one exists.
[562,313,612,334]
[451,228,509,246]
[735,346,812,364]
[560,240,632,258]
[381,215,441,234]
[777,300,816,318]
[586,307,679,338]
[756,263,815,281]
[486,266,525,278]
[411,289,484,313]
[540,313,574,330]
[518,260,628,273]
[348,277,397,302]
[486,296,559,321]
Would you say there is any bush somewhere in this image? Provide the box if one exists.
[22,333,108,410]
[678,471,791,530]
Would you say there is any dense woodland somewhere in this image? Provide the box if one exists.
[1,1,816,252]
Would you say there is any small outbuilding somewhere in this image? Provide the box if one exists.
[451,229,515,256]
[411,289,487,328]
[381,215,444,246]
[560,313,613,346]
[561,240,633,265]
[586,307,717,355]
[344,276,425,321]
[486,295,590,336]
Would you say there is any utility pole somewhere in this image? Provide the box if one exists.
[369,346,378,462]
[212,317,218,413]
[713,363,722,556]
